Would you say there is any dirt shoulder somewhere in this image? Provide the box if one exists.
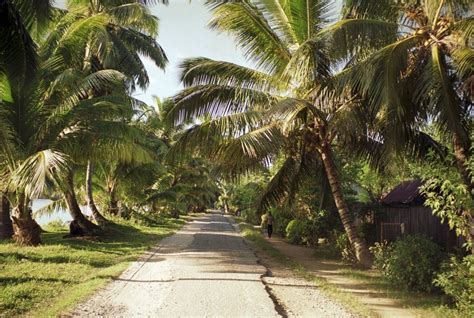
[230,217,424,318]
[230,217,356,318]
[266,237,416,318]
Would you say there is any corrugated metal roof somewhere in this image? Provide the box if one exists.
[381,180,424,205]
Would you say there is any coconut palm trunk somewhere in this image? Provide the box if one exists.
[11,193,42,245]
[64,172,99,235]
[107,183,119,216]
[86,160,109,226]
[0,195,13,239]
[319,145,373,268]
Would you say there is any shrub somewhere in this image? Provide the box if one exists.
[434,255,474,312]
[285,220,306,244]
[371,235,443,291]
[43,220,67,231]
[332,231,357,263]
[371,241,392,270]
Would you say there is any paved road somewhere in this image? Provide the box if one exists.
[72,213,280,317]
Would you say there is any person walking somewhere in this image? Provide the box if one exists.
[267,212,273,238]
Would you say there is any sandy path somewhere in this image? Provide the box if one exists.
[267,237,416,318]
[70,214,279,317]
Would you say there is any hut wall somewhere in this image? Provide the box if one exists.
[377,206,458,250]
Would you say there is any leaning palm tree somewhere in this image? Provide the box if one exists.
[167,0,373,266]
[327,0,473,194]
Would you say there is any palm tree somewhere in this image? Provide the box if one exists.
[327,0,473,194]
[0,0,54,239]
[166,0,374,266]
[0,5,151,242]
[48,0,168,223]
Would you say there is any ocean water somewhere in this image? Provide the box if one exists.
[32,199,91,226]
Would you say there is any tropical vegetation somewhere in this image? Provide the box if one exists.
[0,0,472,315]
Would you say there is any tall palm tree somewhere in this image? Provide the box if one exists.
[0,0,54,239]
[57,0,168,222]
[167,0,374,266]
[0,6,149,243]
[327,0,473,194]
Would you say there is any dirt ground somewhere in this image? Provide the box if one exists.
[264,236,417,318]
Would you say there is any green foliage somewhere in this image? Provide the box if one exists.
[412,150,474,251]
[371,235,444,292]
[284,209,338,246]
[43,220,68,232]
[285,220,306,244]
[333,231,357,263]
[434,255,474,313]
[270,206,293,236]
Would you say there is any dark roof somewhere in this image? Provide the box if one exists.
[381,180,424,205]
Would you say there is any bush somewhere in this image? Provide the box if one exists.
[371,235,443,291]
[43,220,67,231]
[285,218,321,246]
[434,255,474,312]
[285,220,306,244]
[332,231,357,263]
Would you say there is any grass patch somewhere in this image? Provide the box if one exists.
[0,215,187,316]
[339,267,463,318]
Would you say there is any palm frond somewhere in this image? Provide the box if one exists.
[179,57,282,92]
[107,3,159,36]
[11,150,70,199]
[168,84,277,124]
[166,111,265,161]
[255,154,305,213]
[320,18,399,61]
[0,0,38,86]
[206,0,291,74]
[341,0,399,20]
[115,26,168,69]
[417,45,467,140]
[283,36,331,85]
[285,0,333,42]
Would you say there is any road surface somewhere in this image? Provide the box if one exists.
[71,213,280,317]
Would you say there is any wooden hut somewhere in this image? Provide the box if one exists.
[377,180,460,250]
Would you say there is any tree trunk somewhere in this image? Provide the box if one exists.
[108,184,119,216]
[452,132,473,198]
[86,161,109,226]
[11,194,41,246]
[0,195,13,239]
[64,172,100,236]
[319,145,373,268]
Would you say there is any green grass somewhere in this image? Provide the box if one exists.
[0,215,187,317]
[338,266,465,318]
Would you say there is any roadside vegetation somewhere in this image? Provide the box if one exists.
[0,0,472,316]
[236,217,468,318]
[0,216,186,316]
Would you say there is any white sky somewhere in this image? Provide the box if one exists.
[134,0,251,105]
[55,0,342,105]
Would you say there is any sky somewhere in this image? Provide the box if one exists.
[134,0,251,105]
[55,0,342,105]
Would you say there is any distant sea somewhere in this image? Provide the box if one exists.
[32,199,91,226]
